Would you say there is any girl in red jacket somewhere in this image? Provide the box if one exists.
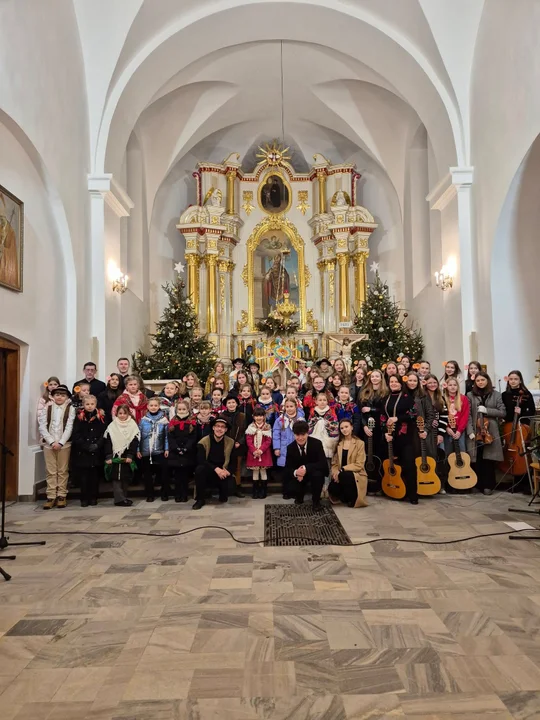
[442,376,470,453]
[245,406,273,499]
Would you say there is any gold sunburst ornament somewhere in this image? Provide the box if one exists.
[256,141,291,167]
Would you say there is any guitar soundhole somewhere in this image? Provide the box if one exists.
[420,464,429,473]
[366,461,375,473]
[389,468,396,477]
[456,460,464,468]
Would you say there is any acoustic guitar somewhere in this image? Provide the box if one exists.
[415,417,441,495]
[364,417,382,490]
[447,414,477,490]
[382,420,406,500]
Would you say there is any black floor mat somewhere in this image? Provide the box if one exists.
[264,503,352,547]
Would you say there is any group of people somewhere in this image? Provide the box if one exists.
[37,353,537,510]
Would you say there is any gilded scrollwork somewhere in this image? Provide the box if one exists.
[242,191,255,216]
[236,309,248,334]
[296,190,310,216]
[306,309,319,332]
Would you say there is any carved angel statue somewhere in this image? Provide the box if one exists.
[203,187,223,207]
[331,190,351,207]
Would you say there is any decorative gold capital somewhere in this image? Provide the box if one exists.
[207,254,218,267]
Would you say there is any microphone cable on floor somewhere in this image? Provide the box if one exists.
[4,525,536,547]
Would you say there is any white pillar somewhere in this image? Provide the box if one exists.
[451,167,477,363]
[87,174,133,374]
[427,167,476,364]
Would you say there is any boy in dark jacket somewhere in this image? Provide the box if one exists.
[71,395,106,507]
[221,394,246,498]
[168,399,197,502]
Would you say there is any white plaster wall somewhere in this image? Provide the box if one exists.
[0,122,67,495]
[471,0,540,370]
[0,0,89,370]
[491,138,540,385]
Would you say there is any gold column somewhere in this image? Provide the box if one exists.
[317,170,327,214]
[226,170,237,215]
[337,254,349,323]
[186,254,199,314]
[353,252,367,308]
[207,254,218,334]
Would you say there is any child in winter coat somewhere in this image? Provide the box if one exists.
[273,399,305,499]
[263,376,283,406]
[308,392,339,493]
[334,386,362,437]
[113,375,148,424]
[195,402,213,441]
[245,407,273,499]
[256,386,279,427]
[168,399,197,502]
[221,394,247,498]
[238,384,256,426]
[138,397,169,502]
[104,404,139,506]
[71,395,107,507]
[71,382,91,413]
[159,382,180,419]
[209,388,226,416]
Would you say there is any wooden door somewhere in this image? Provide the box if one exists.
[0,338,19,500]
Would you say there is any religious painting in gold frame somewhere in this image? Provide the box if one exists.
[0,184,24,292]
[258,171,292,215]
[246,217,307,332]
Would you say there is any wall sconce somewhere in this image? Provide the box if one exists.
[435,257,456,291]
[108,261,128,294]
[112,273,128,294]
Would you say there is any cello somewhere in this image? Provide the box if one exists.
[499,393,531,476]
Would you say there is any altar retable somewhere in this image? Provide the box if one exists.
[177,142,378,367]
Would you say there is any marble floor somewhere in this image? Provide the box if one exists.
[1,492,540,719]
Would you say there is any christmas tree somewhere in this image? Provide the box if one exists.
[132,271,217,382]
[352,270,424,369]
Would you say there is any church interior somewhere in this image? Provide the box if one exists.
[2,2,540,718]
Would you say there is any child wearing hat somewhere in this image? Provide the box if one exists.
[229,358,245,386]
[38,384,76,509]
[247,361,262,394]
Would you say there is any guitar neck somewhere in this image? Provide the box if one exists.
[420,438,428,464]
[367,436,373,461]
[387,439,394,470]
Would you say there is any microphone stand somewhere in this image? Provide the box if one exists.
[0,439,46,581]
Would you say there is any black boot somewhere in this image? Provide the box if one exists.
[252,481,260,499]
[260,481,267,499]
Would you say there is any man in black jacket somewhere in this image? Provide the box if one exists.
[73,362,107,397]
[193,417,234,510]
[285,420,328,509]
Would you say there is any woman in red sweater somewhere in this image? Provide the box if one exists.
[442,377,469,454]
